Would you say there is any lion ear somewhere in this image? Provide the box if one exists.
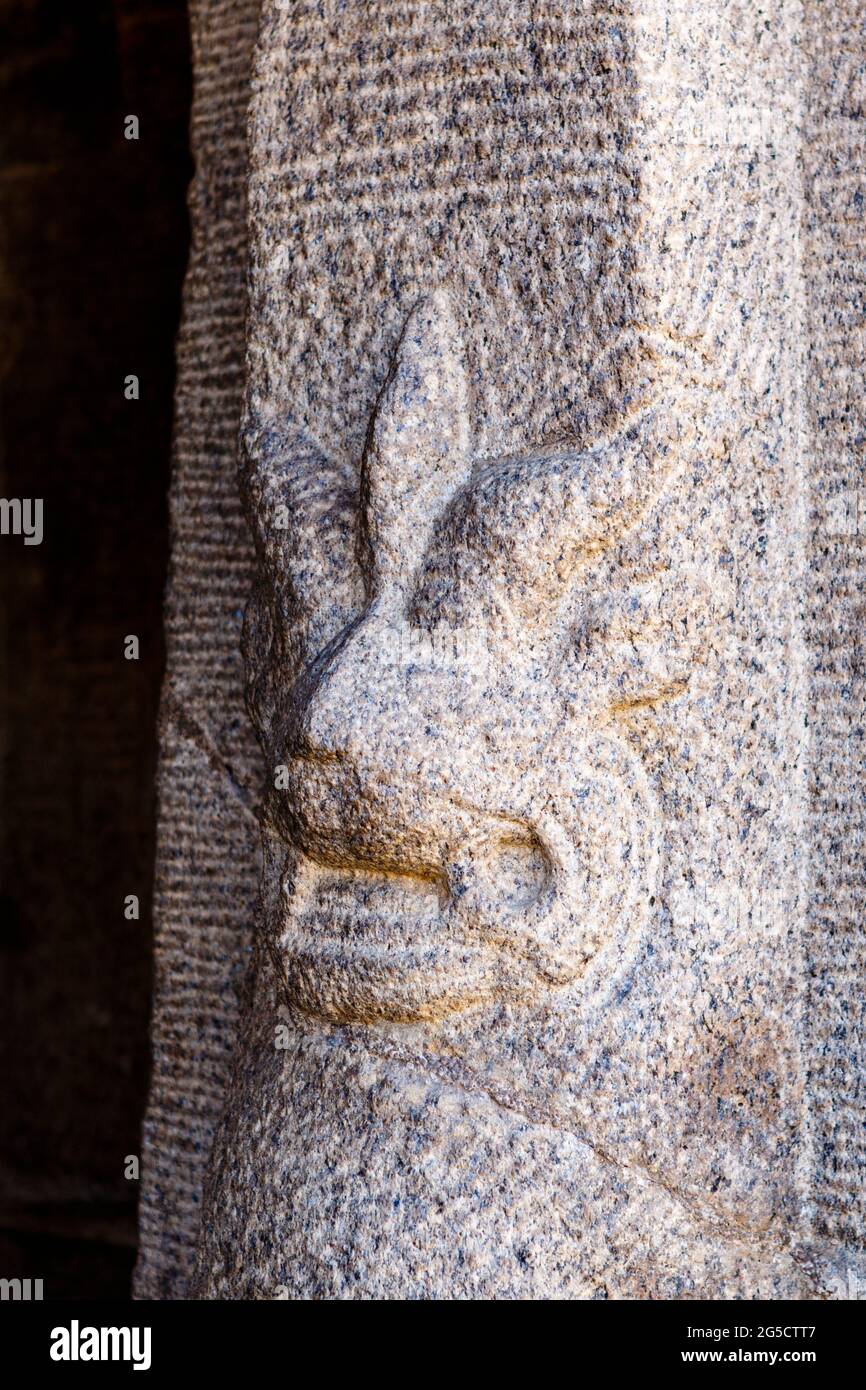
[240,421,363,676]
[360,288,472,597]
[410,401,688,630]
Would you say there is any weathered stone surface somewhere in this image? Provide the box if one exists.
[133,0,261,1300]
[802,0,866,1268]
[137,0,866,1300]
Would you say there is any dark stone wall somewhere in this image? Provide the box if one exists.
[0,1,191,1298]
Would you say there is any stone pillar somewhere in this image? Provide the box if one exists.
[802,0,866,1293]
[136,0,864,1299]
[133,0,261,1299]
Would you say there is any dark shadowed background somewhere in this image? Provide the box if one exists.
[0,1,191,1298]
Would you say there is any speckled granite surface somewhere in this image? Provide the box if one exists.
[133,0,262,1299]
[136,0,866,1299]
[802,0,866,1270]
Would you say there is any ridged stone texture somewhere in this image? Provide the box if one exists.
[136,0,866,1300]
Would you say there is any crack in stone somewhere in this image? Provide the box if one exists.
[346,1028,827,1294]
[161,696,263,830]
